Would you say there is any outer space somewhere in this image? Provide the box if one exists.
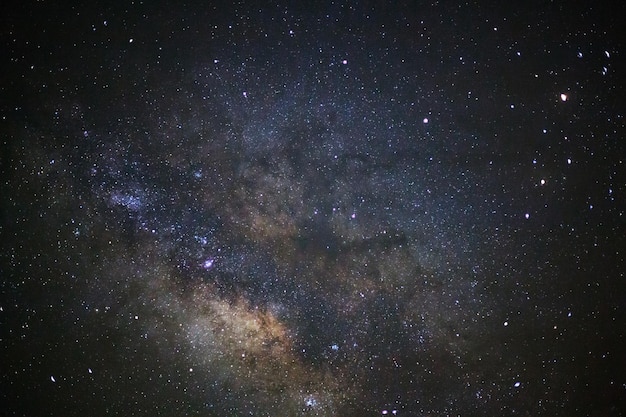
[1,1,625,416]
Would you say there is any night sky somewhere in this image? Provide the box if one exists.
[1,1,625,416]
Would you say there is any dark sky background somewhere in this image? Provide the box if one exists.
[1,1,625,416]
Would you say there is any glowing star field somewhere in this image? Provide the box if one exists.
[1,1,625,416]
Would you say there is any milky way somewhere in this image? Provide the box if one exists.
[1,1,625,416]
